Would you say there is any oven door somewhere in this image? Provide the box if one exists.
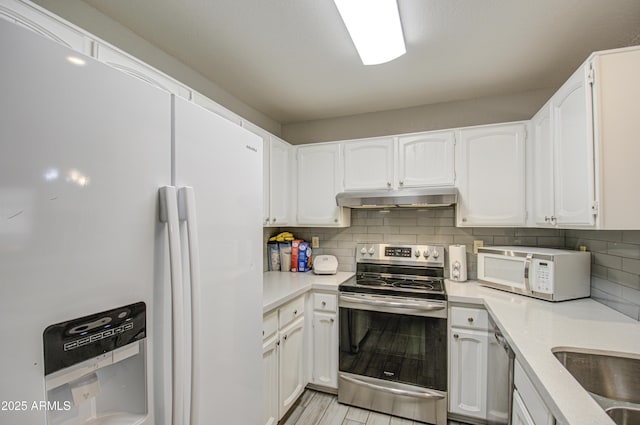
[338,292,447,391]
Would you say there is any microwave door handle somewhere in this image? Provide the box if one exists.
[523,254,533,292]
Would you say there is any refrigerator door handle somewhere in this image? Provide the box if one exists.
[178,186,201,425]
[159,186,185,425]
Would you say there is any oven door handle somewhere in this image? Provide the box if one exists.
[340,294,445,312]
[339,374,445,400]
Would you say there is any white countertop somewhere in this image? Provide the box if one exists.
[263,271,353,313]
[446,280,640,425]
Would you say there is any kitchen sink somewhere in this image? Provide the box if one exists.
[552,348,640,403]
[606,407,640,425]
[552,348,640,425]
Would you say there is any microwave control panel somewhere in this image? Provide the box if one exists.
[532,259,554,294]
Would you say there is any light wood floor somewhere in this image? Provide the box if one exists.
[282,389,469,425]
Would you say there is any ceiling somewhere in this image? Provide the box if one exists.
[79,0,640,124]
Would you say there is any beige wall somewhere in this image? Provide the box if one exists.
[282,88,554,144]
[31,0,282,136]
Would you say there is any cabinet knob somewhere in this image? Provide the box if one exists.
[330,318,334,323]
[334,218,338,223]
[387,182,391,188]
[283,335,288,341]
[276,340,280,346]
[462,218,467,223]
[265,217,270,224]
[453,334,459,339]
[272,218,276,223]
[467,317,474,323]
[399,181,404,186]
[551,216,557,224]
[262,330,264,336]
[293,309,298,315]
[322,301,326,307]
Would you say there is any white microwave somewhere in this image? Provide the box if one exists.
[477,246,591,301]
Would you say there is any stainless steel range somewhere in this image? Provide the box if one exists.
[338,244,448,425]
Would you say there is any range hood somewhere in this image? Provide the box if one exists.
[336,187,458,208]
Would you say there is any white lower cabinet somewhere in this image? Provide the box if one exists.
[449,305,489,421]
[310,292,338,389]
[262,334,279,425]
[279,316,305,417]
[513,359,555,425]
[262,296,306,424]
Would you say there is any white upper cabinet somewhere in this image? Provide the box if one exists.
[341,131,455,192]
[531,103,555,226]
[297,143,350,226]
[343,137,394,191]
[269,136,293,226]
[530,46,640,229]
[397,130,455,187]
[551,65,595,226]
[456,123,527,226]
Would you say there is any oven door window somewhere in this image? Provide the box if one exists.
[339,307,447,391]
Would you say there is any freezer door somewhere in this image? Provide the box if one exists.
[0,20,171,425]
[173,96,263,425]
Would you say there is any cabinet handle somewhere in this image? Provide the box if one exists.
[283,335,288,341]
[467,317,474,323]
[544,216,550,222]
[334,218,338,223]
[262,330,265,336]
[399,181,404,186]
[293,309,298,315]
[265,217,270,224]
[551,216,557,224]
[272,218,276,223]
[461,218,467,223]
[453,334,459,339]
[276,340,280,346]
[387,182,391,188]
[321,301,326,307]
[330,318,334,323]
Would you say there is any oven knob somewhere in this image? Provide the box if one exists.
[360,247,367,255]
[368,247,375,256]
[414,250,421,258]
[432,250,440,259]
[423,250,431,259]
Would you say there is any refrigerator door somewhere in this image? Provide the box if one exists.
[0,20,171,425]
[173,96,263,425]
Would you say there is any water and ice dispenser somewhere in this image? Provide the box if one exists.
[43,302,148,425]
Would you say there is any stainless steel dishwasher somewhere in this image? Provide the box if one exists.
[487,315,515,425]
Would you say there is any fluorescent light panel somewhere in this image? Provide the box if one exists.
[334,0,406,65]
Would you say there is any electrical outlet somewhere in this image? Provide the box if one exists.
[473,240,484,254]
[311,236,320,249]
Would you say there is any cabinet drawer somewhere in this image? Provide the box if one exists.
[450,306,489,330]
[263,310,278,341]
[279,296,305,329]
[514,359,554,425]
[313,293,337,312]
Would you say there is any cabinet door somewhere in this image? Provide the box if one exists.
[311,311,338,388]
[343,137,394,190]
[297,144,344,225]
[532,104,555,226]
[512,390,536,425]
[397,131,455,187]
[552,65,595,226]
[449,328,488,420]
[241,120,272,225]
[262,335,279,425]
[278,316,305,419]
[269,136,292,225]
[456,124,526,226]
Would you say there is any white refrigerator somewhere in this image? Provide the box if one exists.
[0,18,262,425]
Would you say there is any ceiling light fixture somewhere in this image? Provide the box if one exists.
[333,0,406,66]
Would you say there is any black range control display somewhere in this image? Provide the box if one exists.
[384,247,412,258]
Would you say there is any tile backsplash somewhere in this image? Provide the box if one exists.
[264,207,640,321]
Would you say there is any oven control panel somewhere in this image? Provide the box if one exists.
[358,243,445,266]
